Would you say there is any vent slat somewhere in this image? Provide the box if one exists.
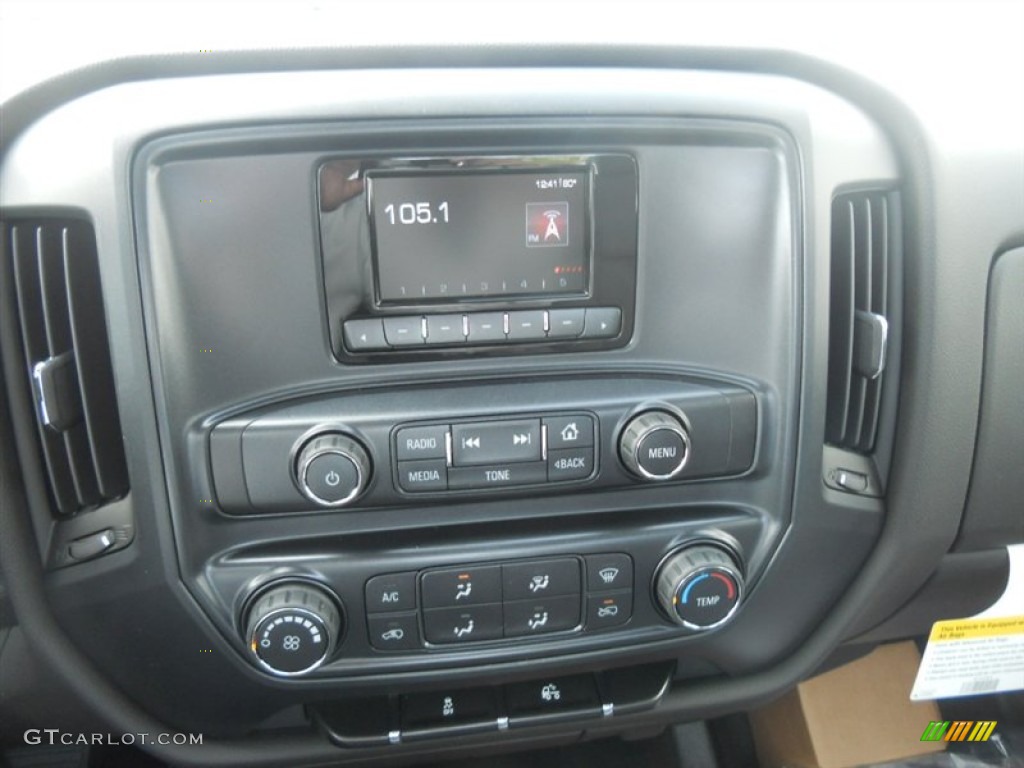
[825,201,856,444]
[11,226,79,516]
[826,191,894,454]
[6,218,128,517]
[63,223,129,497]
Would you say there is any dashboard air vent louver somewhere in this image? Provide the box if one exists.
[825,191,893,454]
[6,219,128,516]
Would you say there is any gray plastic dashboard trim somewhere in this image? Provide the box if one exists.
[0,46,969,768]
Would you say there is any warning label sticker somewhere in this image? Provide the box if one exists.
[911,545,1024,700]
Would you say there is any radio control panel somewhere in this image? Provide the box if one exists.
[207,374,757,516]
[394,413,596,494]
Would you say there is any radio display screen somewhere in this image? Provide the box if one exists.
[368,169,590,303]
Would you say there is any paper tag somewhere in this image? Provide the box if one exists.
[911,544,1024,700]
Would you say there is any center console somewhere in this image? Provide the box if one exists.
[61,68,899,751]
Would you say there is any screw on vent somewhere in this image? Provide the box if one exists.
[654,545,743,630]
[244,582,342,676]
[295,433,371,507]
[618,410,691,480]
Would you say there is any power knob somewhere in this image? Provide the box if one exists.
[655,545,743,630]
[295,433,371,507]
[245,582,343,676]
[619,410,691,480]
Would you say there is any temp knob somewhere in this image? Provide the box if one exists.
[295,433,371,507]
[655,545,743,630]
[245,582,343,676]
[619,410,691,480]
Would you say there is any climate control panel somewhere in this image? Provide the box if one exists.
[234,541,745,678]
[365,554,633,652]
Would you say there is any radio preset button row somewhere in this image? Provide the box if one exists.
[394,414,596,494]
[343,307,621,351]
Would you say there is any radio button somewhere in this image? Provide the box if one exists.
[422,566,501,609]
[544,414,594,450]
[365,572,417,613]
[547,447,594,482]
[581,307,622,339]
[503,559,580,602]
[547,309,585,338]
[466,312,507,343]
[383,316,425,346]
[396,460,448,492]
[343,318,388,351]
[395,425,448,461]
[448,462,546,490]
[503,594,580,637]
[423,604,502,644]
[451,420,541,465]
[506,310,547,341]
[425,314,467,345]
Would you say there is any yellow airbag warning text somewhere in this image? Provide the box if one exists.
[911,615,1024,700]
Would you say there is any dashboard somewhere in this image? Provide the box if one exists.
[1,13,1022,767]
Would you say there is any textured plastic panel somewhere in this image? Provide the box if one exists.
[956,247,1024,551]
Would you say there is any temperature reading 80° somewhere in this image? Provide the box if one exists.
[383,201,450,225]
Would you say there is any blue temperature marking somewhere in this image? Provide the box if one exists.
[680,573,710,604]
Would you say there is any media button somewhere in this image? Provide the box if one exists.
[451,420,541,465]
[422,604,502,644]
[466,312,507,343]
[506,310,547,341]
[396,460,447,492]
[425,314,466,345]
[395,425,448,461]
[383,316,425,346]
[546,308,585,338]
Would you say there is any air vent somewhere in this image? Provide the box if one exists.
[6,219,128,516]
[825,191,893,453]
